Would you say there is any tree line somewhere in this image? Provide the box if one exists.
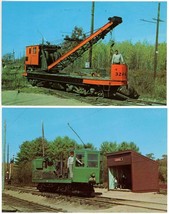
[9,136,167,186]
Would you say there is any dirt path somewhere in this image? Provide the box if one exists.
[2,90,92,106]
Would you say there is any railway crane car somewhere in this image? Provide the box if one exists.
[32,149,101,197]
[24,16,139,99]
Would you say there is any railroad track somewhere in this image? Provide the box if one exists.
[4,186,167,212]
[125,98,166,106]
[2,193,65,212]
[21,86,166,106]
[94,195,167,212]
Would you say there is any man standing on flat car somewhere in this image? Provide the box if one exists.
[112,49,124,64]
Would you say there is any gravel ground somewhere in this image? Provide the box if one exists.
[95,188,167,204]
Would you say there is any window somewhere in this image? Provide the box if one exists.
[87,154,98,167]
[35,159,43,169]
[33,47,37,54]
[29,48,31,54]
[75,153,84,167]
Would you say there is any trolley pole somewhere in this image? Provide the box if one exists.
[88,1,95,68]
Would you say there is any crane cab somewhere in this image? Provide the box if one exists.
[25,44,61,71]
[25,45,40,66]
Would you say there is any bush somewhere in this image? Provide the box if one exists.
[128,70,166,100]
[2,61,27,90]
[12,161,32,185]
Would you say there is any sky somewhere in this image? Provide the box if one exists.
[2,108,167,160]
[2,1,167,58]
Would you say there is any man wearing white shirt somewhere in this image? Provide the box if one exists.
[112,50,124,64]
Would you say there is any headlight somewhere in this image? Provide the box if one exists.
[89,173,96,184]
[91,173,95,178]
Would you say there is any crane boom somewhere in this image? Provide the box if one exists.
[48,16,122,71]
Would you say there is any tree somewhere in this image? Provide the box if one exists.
[14,137,49,184]
[157,154,167,183]
[118,142,140,152]
[100,141,118,155]
[15,137,49,164]
[46,136,77,160]
[2,52,15,62]
[61,26,86,54]
[146,153,155,160]
[99,141,118,186]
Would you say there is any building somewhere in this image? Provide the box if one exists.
[107,150,159,192]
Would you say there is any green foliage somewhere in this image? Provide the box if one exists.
[16,161,32,185]
[2,58,27,90]
[46,136,77,160]
[100,141,118,155]
[61,26,86,54]
[118,141,140,152]
[15,137,49,164]
[145,153,155,160]
[100,141,139,154]
[3,53,15,62]
[157,155,167,183]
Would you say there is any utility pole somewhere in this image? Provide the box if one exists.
[88,1,95,68]
[154,2,160,80]
[141,2,163,80]
[2,120,6,191]
[42,121,45,157]
[7,144,9,171]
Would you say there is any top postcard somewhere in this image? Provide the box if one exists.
[2,1,167,106]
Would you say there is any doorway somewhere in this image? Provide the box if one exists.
[108,165,132,190]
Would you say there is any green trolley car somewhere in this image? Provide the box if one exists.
[32,149,101,196]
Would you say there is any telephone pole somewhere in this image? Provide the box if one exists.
[2,120,6,191]
[141,2,163,80]
[42,121,45,157]
[88,1,95,68]
[154,2,160,80]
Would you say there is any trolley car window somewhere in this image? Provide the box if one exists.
[75,153,84,167]
[87,154,98,167]
[35,160,43,169]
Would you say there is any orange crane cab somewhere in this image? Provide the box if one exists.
[25,45,40,66]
